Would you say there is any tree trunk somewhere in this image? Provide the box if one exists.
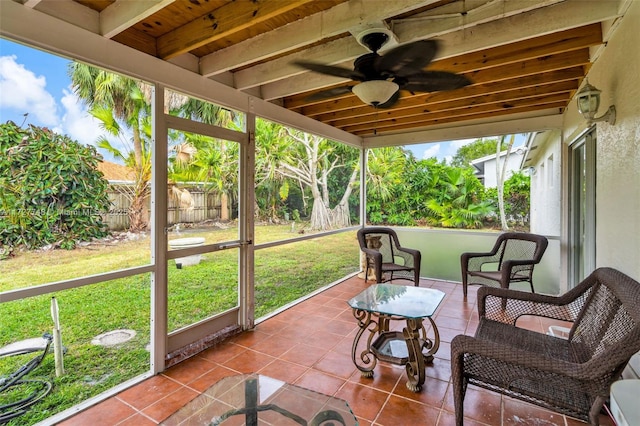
[310,197,332,230]
[497,134,515,231]
[331,167,358,228]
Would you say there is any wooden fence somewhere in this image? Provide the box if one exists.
[103,185,224,231]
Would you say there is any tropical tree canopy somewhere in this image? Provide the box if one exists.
[450,138,507,167]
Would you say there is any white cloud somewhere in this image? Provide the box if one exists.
[0,55,59,126]
[57,88,102,144]
[449,138,477,150]
[57,88,131,163]
[422,143,440,159]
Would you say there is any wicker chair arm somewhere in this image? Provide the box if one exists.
[462,253,501,272]
[360,247,383,260]
[451,334,593,379]
[478,286,582,324]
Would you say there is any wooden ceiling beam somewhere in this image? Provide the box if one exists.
[100,0,175,39]
[430,23,601,73]
[157,0,314,60]
[352,101,567,136]
[340,93,570,134]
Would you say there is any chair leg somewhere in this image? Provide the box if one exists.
[452,356,466,426]
[462,275,468,298]
[529,280,535,293]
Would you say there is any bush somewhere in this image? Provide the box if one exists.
[0,122,110,251]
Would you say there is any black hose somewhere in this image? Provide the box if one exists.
[0,334,54,424]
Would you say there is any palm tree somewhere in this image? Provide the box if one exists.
[69,63,152,231]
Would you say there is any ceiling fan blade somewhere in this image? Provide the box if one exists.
[305,86,353,101]
[375,91,401,109]
[293,61,366,81]
[376,40,439,77]
[401,71,472,92]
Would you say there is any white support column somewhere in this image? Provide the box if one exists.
[360,148,367,226]
[239,111,256,330]
[150,84,168,373]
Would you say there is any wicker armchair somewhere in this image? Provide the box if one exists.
[357,227,421,286]
[451,267,640,426]
[460,232,548,297]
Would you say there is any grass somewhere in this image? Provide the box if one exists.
[0,224,359,425]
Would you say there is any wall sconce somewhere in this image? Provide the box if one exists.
[576,80,616,125]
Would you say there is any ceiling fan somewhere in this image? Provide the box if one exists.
[294,30,471,108]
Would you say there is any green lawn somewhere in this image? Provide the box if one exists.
[0,224,359,425]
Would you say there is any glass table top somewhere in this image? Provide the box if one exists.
[347,284,445,319]
[161,373,358,426]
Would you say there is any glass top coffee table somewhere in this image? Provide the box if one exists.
[161,373,358,426]
[348,284,445,392]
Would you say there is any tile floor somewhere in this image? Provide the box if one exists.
[58,277,615,426]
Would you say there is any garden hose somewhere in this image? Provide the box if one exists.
[0,334,53,424]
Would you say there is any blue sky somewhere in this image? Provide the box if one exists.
[0,37,522,164]
[0,39,107,148]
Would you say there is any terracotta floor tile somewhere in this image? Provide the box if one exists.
[253,317,289,335]
[57,397,136,425]
[313,350,358,379]
[436,326,465,343]
[198,342,246,364]
[451,386,502,426]
[161,355,217,385]
[116,413,157,426]
[425,357,452,382]
[433,316,469,332]
[116,374,182,410]
[348,363,403,393]
[335,381,390,422]
[222,348,276,373]
[280,343,330,367]
[375,394,440,426]
[249,334,298,357]
[141,386,199,423]
[323,318,358,336]
[257,358,308,383]
[293,369,347,396]
[186,364,238,392]
[305,329,344,349]
[227,328,271,348]
[393,376,449,409]
[503,397,566,425]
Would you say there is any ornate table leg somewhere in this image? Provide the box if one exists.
[351,309,380,377]
[403,318,426,392]
[422,316,440,363]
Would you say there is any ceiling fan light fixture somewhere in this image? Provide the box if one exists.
[352,80,399,106]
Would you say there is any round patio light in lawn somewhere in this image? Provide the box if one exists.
[91,329,136,347]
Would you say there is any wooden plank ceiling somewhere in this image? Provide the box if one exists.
[19,0,623,139]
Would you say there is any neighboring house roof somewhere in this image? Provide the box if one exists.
[97,161,135,183]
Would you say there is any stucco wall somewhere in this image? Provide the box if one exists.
[562,1,640,281]
[528,130,562,237]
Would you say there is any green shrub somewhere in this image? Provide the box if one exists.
[0,121,110,251]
